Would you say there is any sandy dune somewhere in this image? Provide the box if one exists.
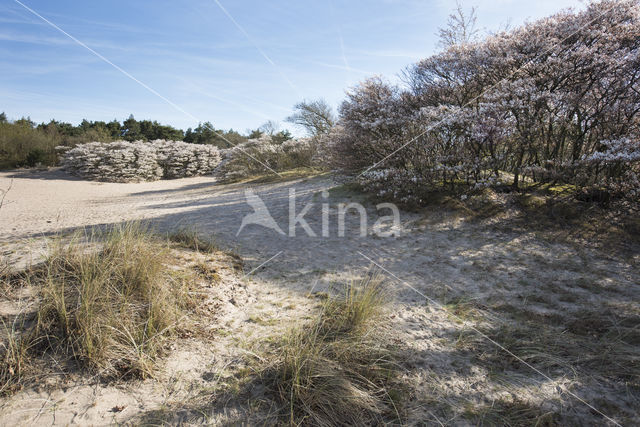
[0,168,638,425]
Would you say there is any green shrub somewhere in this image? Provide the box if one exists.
[24,148,47,167]
[0,122,59,169]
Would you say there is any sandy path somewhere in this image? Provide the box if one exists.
[0,168,638,425]
[0,169,221,239]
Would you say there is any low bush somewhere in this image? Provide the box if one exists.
[0,121,59,169]
[215,135,320,182]
[61,140,221,182]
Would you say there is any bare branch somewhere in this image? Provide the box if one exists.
[0,179,13,213]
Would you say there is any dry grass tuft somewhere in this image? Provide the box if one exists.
[30,223,195,378]
[319,276,388,338]
[0,259,19,298]
[254,276,404,426]
[168,227,218,253]
[464,397,557,426]
[0,318,33,396]
[472,306,640,390]
[0,261,35,395]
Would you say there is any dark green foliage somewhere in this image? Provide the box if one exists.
[183,122,247,148]
[120,115,184,141]
[24,149,46,167]
[122,114,141,140]
[248,129,263,139]
[271,129,292,144]
[0,119,59,169]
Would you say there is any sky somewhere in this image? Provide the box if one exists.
[0,0,586,134]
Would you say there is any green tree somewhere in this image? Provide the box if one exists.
[122,114,141,141]
[272,129,293,144]
[248,128,263,139]
[79,119,92,132]
[194,122,217,144]
[218,129,246,147]
[107,120,122,139]
[14,117,35,128]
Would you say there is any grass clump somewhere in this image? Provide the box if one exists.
[319,276,388,338]
[0,319,33,396]
[255,276,404,426]
[168,227,218,253]
[32,223,194,378]
[0,263,37,395]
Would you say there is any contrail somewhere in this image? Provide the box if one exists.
[328,0,351,82]
[14,0,283,177]
[211,0,302,98]
[329,0,353,85]
[309,60,372,76]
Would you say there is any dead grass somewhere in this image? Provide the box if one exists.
[463,397,558,426]
[168,227,244,274]
[318,276,388,338]
[0,317,33,396]
[472,305,640,390]
[168,227,218,253]
[231,167,327,185]
[0,260,32,395]
[0,257,16,299]
[33,223,197,378]
[444,298,488,324]
[250,276,405,426]
[415,188,508,222]
[1,223,199,386]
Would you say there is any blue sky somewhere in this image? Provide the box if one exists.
[1,0,585,134]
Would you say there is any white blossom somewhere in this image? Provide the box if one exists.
[330,0,640,204]
[61,140,221,182]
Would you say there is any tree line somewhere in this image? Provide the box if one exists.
[0,113,298,169]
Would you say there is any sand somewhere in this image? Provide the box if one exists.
[0,168,638,425]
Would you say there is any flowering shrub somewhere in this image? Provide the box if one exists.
[576,138,640,198]
[215,135,318,181]
[152,140,222,179]
[358,169,426,206]
[333,0,640,205]
[61,140,221,182]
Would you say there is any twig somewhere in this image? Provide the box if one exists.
[0,178,14,213]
